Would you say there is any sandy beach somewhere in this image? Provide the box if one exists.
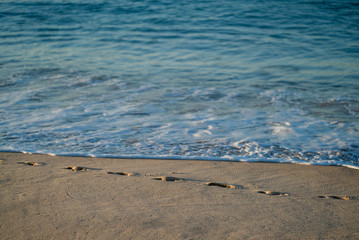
[1,152,358,239]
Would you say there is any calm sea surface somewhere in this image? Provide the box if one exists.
[1,0,359,167]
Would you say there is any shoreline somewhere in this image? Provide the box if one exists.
[1,152,359,239]
[1,150,358,169]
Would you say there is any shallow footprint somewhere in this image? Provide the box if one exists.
[153,176,181,182]
[65,166,88,172]
[206,182,236,189]
[257,191,289,196]
[318,195,356,200]
[106,171,134,176]
[17,161,40,166]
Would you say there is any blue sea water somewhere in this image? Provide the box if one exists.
[1,0,359,167]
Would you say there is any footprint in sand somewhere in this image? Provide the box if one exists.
[206,182,237,189]
[65,166,88,172]
[318,195,357,200]
[153,176,181,182]
[106,171,135,176]
[17,161,40,166]
[257,190,289,196]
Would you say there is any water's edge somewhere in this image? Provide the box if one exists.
[2,150,358,170]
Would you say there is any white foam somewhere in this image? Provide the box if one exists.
[1,70,358,168]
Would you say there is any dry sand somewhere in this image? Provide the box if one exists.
[1,152,359,239]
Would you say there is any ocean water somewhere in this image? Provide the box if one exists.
[1,0,359,167]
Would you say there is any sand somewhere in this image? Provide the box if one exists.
[1,152,359,239]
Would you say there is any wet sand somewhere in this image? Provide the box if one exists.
[1,152,358,239]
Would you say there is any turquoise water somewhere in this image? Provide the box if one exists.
[1,0,359,167]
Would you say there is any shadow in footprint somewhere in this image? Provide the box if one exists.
[106,171,135,176]
[153,176,181,182]
[257,191,289,196]
[65,166,102,172]
[17,161,41,166]
[65,166,88,172]
[318,195,355,200]
[206,182,238,189]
